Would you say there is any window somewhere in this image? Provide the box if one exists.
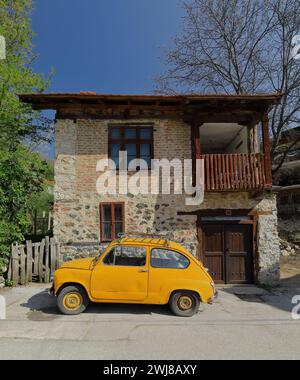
[103,246,147,267]
[108,126,153,170]
[151,249,190,269]
[100,203,124,241]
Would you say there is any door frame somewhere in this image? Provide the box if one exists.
[196,209,258,284]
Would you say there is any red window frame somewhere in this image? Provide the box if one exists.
[108,125,154,170]
[100,202,125,242]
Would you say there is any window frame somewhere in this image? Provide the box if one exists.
[102,245,148,268]
[150,248,190,270]
[108,125,154,170]
[99,202,125,242]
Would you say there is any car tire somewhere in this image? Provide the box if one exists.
[169,291,200,317]
[57,285,89,315]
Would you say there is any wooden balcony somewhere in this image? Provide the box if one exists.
[200,153,269,191]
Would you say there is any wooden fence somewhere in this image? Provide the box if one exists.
[7,237,61,285]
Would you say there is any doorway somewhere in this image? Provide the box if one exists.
[201,223,253,284]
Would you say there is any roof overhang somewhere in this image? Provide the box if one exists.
[18,92,283,124]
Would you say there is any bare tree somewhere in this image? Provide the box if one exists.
[157,0,300,172]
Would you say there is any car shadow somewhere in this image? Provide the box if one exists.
[20,289,175,318]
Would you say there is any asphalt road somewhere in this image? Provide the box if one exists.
[0,283,300,360]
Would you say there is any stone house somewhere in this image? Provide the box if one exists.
[20,92,282,286]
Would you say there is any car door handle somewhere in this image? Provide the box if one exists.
[138,269,148,273]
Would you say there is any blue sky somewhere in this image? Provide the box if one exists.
[31,0,184,158]
[32,0,183,94]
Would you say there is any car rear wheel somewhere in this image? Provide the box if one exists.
[57,285,89,315]
[169,291,200,317]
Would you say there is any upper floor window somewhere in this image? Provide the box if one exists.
[108,126,153,170]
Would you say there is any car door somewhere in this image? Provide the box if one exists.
[148,248,191,300]
[90,245,149,301]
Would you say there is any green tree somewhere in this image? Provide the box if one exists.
[27,159,54,237]
[0,0,52,273]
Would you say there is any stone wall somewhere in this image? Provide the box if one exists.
[54,118,280,286]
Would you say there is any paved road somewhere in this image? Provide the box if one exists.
[0,284,300,360]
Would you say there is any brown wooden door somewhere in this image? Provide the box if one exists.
[201,225,225,283]
[202,224,253,284]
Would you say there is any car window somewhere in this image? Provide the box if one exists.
[151,248,190,269]
[103,246,146,267]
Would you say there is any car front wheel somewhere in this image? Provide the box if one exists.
[169,291,200,317]
[57,285,89,315]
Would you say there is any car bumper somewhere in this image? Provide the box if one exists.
[48,284,54,296]
[208,291,218,304]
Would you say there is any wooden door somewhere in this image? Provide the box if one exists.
[202,224,253,284]
[201,225,225,283]
[225,225,253,284]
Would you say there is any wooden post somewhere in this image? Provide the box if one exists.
[45,236,50,283]
[11,244,19,285]
[20,245,26,285]
[192,123,201,160]
[38,239,45,282]
[33,243,39,276]
[189,120,202,186]
[261,112,273,187]
[26,240,32,284]
[7,253,12,281]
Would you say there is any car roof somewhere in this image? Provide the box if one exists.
[120,237,169,245]
[111,237,190,254]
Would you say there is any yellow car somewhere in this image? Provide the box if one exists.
[52,238,217,317]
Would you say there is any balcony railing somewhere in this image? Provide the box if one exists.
[200,153,267,191]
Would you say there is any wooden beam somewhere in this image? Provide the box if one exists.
[49,102,265,124]
[192,122,201,160]
[187,120,202,187]
[178,209,254,216]
[261,112,273,187]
